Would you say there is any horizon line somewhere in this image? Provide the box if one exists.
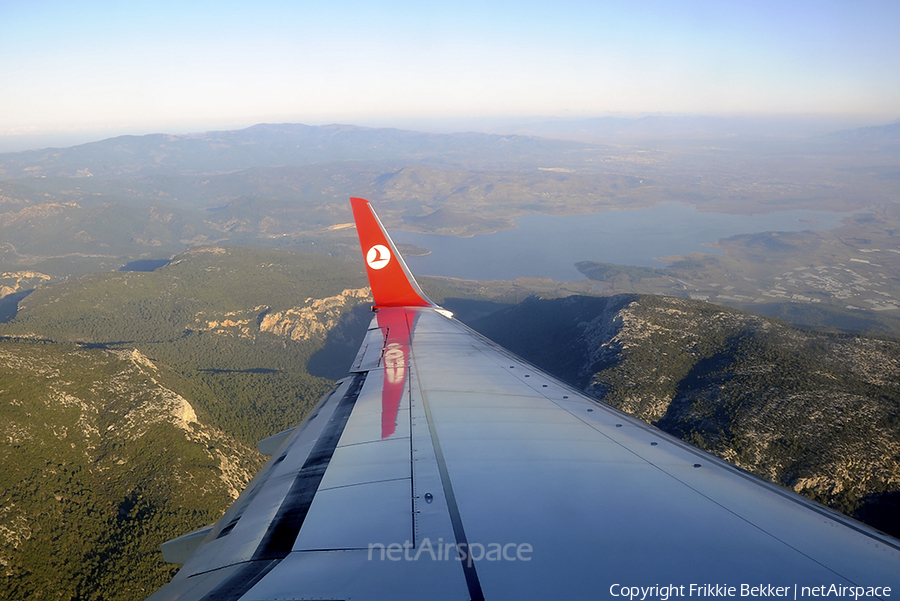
[1,112,898,155]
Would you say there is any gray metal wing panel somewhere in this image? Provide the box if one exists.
[239,308,472,600]
[404,308,900,597]
[292,365,415,551]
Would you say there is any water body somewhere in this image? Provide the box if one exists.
[120,258,171,272]
[0,290,32,323]
[391,203,856,281]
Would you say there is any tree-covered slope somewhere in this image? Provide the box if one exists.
[0,340,258,601]
[0,247,374,601]
[2,246,371,445]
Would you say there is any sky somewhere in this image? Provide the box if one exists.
[1,0,899,151]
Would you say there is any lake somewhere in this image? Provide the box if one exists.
[390,203,856,281]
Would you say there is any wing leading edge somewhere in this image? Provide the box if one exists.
[147,198,900,601]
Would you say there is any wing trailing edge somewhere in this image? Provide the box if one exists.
[350,196,435,309]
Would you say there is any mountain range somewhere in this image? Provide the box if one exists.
[0,123,597,180]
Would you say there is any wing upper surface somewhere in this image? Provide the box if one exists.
[146,200,900,600]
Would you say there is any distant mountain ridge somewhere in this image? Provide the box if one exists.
[3,117,897,181]
[0,122,596,179]
[823,121,900,153]
[827,121,900,140]
[489,115,899,144]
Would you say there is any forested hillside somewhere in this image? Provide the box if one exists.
[0,247,372,601]
[2,246,370,444]
[0,340,257,600]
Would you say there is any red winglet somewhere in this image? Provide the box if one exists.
[350,197,434,308]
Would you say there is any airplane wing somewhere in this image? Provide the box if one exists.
[147,197,900,600]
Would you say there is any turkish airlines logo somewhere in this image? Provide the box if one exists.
[366,244,391,270]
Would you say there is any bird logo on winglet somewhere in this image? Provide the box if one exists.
[366,244,391,270]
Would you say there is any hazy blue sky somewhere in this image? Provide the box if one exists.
[2,0,898,148]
